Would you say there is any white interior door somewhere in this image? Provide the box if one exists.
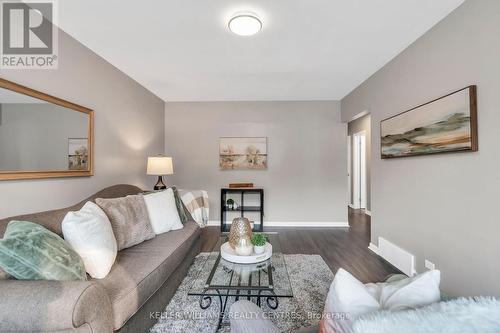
[353,131,366,209]
[347,135,352,206]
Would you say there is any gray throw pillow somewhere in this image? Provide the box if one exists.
[96,195,155,250]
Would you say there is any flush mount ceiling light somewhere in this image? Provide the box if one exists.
[228,12,262,36]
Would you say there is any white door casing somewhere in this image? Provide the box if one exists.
[352,131,366,209]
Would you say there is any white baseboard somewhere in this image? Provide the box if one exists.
[365,209,372,216]
[349,203,367,210]
[207,220,349,228]
[207,220,220,226]
[368,242,379,255]
[266,221,349,227]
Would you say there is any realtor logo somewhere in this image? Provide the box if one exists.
[1,0,58,69]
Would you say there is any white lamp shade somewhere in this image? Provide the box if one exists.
[147,156,173,175]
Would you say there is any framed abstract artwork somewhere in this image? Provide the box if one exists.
[219,137,267,170]
[381,86,477,159]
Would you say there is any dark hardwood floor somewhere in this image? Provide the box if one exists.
[201,208,401,283]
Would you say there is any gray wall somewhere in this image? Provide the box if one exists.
[341,0,500,296]
[0,29,165,218]
[348,114,371,211]
[165,101,348,224]
[0,103,88,171]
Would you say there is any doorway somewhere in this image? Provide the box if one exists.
[347,113,371,215]
[352,131,366,209]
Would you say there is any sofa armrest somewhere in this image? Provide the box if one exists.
[0,280,113,332]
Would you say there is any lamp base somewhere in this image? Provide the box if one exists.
[153,176,167,191]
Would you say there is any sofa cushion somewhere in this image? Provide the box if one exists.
[95,220,201,330]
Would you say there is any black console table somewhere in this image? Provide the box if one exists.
[220,188,264,232]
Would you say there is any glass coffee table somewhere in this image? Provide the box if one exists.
[188,233,293,328]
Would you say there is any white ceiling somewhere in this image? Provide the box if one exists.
[58,0,464,102]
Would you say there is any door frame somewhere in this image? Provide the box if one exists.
[347,134,352,206]
[352,130,366,209]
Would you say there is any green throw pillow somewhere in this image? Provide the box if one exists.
[171,186,194,224]
[0,221,87,281]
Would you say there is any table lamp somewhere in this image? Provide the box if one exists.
[147,155,173,190]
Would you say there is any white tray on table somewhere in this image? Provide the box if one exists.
[220,241,272,264]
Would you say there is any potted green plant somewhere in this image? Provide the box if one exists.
[251,233,267,254]
[226,198,235,210]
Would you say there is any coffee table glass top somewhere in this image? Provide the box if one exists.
[188,233,293,298]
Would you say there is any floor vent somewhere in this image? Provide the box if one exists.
[377,237,416,276]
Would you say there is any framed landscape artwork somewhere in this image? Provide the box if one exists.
[381,86,477,159]
[219,137,267,170]
[68,138,89,170]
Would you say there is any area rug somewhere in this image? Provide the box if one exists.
[150,253,334,333]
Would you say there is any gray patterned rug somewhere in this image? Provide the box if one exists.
[150,253,334,333]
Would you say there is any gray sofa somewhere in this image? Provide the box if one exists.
[0,184,202,333]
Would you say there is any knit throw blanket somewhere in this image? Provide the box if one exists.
[179,189,209,228]
[353,297,500,333]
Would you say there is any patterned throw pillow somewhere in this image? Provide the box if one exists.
[95,194,155,250]
[0,221,87,281]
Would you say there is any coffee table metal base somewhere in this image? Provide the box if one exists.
[198,286,281,329]
[196,256,286,329]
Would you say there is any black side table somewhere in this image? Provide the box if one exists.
[220,188,264,232]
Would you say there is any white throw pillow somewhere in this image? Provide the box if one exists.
[319,268,441,333]
[376,269,441,311]
[62,201,117,279]
[143,189,183,234]
[320,268,380,333]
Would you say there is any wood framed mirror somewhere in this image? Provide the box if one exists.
[0,78,93,180]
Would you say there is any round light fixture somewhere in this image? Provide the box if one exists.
[228,12,262,36]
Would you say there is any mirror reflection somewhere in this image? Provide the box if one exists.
[0,87,90,172]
